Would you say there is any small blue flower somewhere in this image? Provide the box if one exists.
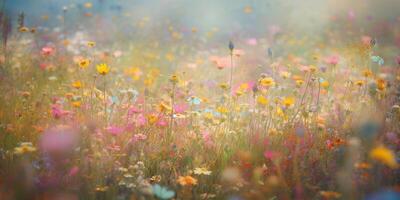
[152,184,175,200]
[371,55,384,66]
[187,96,201,105]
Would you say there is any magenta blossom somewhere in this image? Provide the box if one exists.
[68,166,79,177]
[106,125,124,136]
[128,106,142,115]
[136,114,146,127]
[157,118,168,127]
[263,150,280,160]
[51,104,69,119]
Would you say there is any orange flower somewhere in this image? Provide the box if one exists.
[320,191,341,199]
[362,69,372,78]
[177,176,197,186]
[376,79,386,91]
[72,81,82,89]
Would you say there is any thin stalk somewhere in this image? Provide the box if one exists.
[289,73,312,125]
[229,52,234,91]
[315,80,321,130]
[103,78,107,125]
[169,84,175,137]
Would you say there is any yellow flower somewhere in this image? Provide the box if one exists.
[177,176,197,186]
[280,71,290,79]
[312,54,320,61]
[125,67,142,80]
[72,81,82,89]
[72,101,81,108]
[321,80,329,88]
[219,83,229,90]
[96,63,110,75]
[369,146,398,168]
[19,26,29,32]
[147,114,158,124]
[78,59,90,69]
[217,106,228,114]
[282,97,295,108]
[169,74,179,84]
[276,106,287,120]
[203,112,214,121]
[87,41,96,47]
[150,175,162,183]
[259,77,275,87]
[296,79,304,87]
[237,83,249,92]
[144,78,154,86]
[193,167,212,175]
[235,90,244,96]
[355,80,365,87]
[14,142,36,155]
[309,65,317,73]
[257,95,268,106]
[159,102,172,113]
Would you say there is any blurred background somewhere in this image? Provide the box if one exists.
[3,0,400,39]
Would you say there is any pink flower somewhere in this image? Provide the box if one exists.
[41,46,55,56]
[209,56,230,69]
[128,106,141,115]
[263,150,279,160]
[299,65,310,72]
[202,131,214,148]
[157,118,168,127]
[174,104,188,114]
[51,104,68,119]
[246,38,258,46]
[325,55,339,65]
[40,126,78,157]
[68,166,79,177]
[348,10,355,21]
[106,125,124,136]
[39,63,48,70]
[136,114,146,127]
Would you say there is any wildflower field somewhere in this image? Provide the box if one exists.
[0,0,399,199]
